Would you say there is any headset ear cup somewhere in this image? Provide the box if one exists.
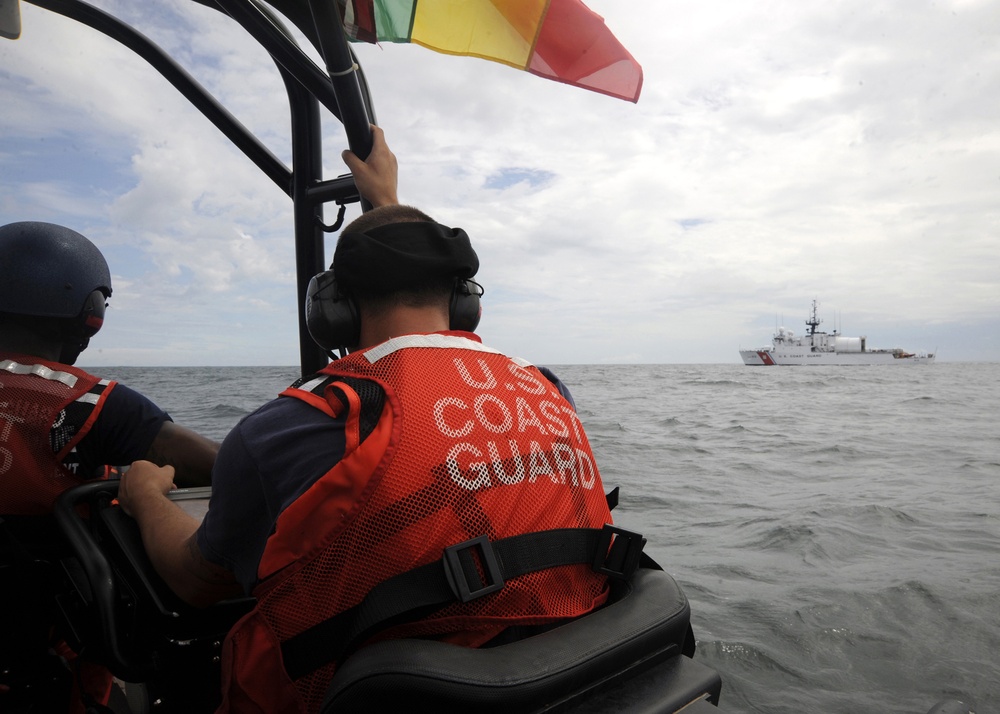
[449,279,482,332]
[77,289,107,338]
[305,271,360,351]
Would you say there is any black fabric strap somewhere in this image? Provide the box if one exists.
[280,526,641,682]
[605,487,619,511]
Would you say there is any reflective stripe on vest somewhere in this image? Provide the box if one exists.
[0,357,111,514]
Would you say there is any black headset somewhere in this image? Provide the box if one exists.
[305,271,483,353]
[75,289,108,338]
[57,290,108,365]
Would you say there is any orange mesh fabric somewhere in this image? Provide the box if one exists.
[229,334,612,713]
[0,356,106,514]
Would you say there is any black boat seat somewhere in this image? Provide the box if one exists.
[322,568,722,713]
[0,514,78,711]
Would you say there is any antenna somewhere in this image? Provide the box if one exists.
[806,299,821,336]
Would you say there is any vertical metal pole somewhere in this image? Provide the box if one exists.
[306,0,373,163]
[282,69,329,376]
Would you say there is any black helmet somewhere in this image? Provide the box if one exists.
[0,222,112,332]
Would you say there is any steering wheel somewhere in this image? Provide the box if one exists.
[54,480,254,706]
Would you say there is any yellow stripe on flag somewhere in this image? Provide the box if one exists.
[410,0,548,69]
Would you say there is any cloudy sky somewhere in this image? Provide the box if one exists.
[2,0,997,367]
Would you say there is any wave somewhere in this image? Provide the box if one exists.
[115,362,1000,714]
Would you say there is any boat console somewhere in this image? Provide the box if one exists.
[52,481,255,711]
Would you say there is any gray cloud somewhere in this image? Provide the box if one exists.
[1,0,996,365]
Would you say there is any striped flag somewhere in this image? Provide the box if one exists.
[340,0,643,102]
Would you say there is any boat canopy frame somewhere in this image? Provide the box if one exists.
[9,0,377,375]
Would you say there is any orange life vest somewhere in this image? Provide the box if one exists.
[217,333,613,714]
[0,355,113,515]
[0,355,115,712]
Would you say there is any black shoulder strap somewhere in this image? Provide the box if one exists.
[288,373,385,443]
[280,524,649,682]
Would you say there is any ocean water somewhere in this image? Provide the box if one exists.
[98,362,1000,714]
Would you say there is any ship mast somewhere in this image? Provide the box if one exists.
[806,299,822,336]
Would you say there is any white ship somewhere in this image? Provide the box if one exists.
[740,301,936,366]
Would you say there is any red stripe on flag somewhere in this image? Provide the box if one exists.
[529,0,642,102]
[345,0,378,43]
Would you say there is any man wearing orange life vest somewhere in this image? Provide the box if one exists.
[118,126,618,713]
[0,221,219,713]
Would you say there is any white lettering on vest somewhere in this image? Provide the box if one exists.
[446,439,597,492]
[575,447,597,489]
[433,397,473,438]
[445,442,492,489]
[527,441,559,485]
[514,397,548,436]
[552,442,577,485]
[560,405,586,441]
[488,440,525,485]
[453,358,497,389]
[433,356,598,493]
[539,400,569,437]
[473,394,512,433]
[508,363,546,395]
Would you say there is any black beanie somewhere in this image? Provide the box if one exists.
[333,221,479,294]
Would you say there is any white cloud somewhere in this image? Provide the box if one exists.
[1,0,997,366]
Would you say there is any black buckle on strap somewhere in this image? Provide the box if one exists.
[593,524,646,580]
[443,535,505,603]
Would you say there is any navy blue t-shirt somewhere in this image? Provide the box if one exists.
[69,382,172,479]
[197,395,347,592]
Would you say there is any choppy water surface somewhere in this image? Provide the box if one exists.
[102,362,1000,714]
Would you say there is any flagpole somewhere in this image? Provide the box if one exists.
[306,0,374,210]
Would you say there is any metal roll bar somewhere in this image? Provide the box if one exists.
[20,0,376,374]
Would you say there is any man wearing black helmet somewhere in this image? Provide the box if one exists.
[0,221,219,711]
[0,221,218,516]
[119,127,615,714]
